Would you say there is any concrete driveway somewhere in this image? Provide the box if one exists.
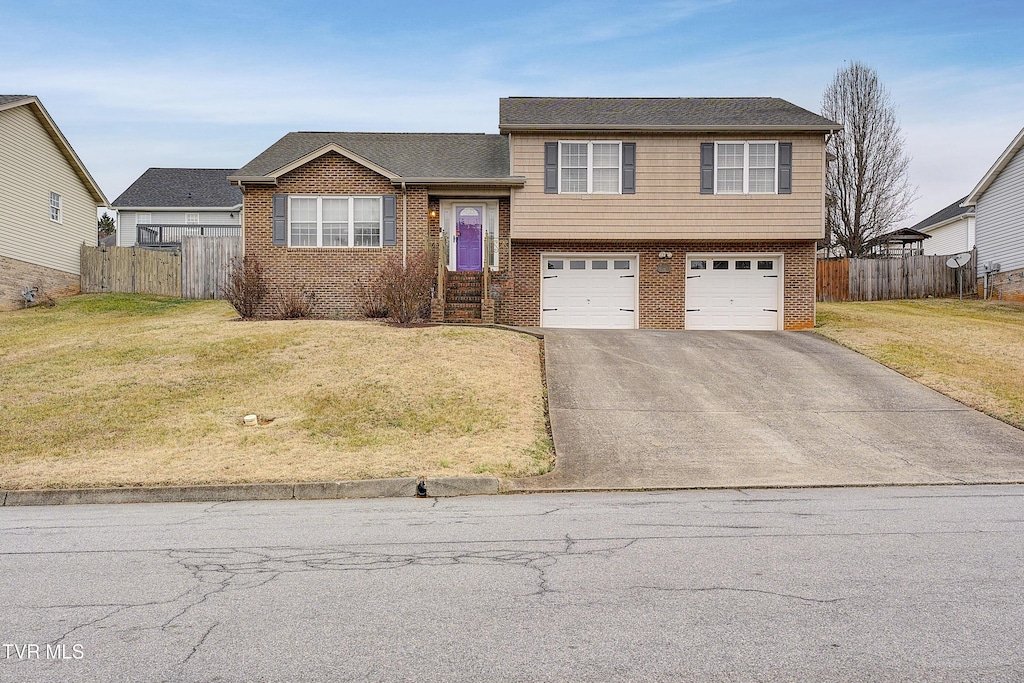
[513,330,1024,490]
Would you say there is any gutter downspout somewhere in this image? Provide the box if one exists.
[401,182,408,269]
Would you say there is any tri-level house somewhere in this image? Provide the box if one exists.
[231,97,839,329]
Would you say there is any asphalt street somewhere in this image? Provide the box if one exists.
[1,486,1023,682]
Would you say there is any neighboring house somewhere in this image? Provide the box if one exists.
[231,97,839,330]
[112,168,242,247]
[0,95,108,310]
[963,126,1024,301]
[908,196,975,257]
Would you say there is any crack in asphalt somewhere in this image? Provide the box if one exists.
[634,584,845,604]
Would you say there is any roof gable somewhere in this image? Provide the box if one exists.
[231,132,517,184]
[909,196,974,233]
[0,95,108,205]
[112,168,242,208]
[499,97,840,131]
[964,126,1024,206]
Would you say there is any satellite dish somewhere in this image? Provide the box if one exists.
[947,252,972,268]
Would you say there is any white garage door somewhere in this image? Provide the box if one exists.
[541,255,638,329]
[685,255,782,330]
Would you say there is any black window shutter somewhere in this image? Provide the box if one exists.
[700,143,714,194]
[621,142,636,194]
[272,194,287,245]
[544,142,558,194]
[778,142,793,194]
[382,194,397,246]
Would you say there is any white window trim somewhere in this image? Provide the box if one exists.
[185,213,200,225]
[713,141,779,195]
[49,192,62,223]
[441,199,500,271]
[288,195,383,249]
[558,141,622,195]
[136,213,151,225]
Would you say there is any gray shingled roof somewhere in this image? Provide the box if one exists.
[909,196,974,232]
[499,97,839,130]
[0,94,33,106]
[112,168,242,208]
[233,132,513,180]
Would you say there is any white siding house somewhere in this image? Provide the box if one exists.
[112,168,242,247]
[0,95,108,309]
[964,126,1024,300]
[908,196,975,257]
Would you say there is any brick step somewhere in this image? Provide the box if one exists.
[447,295,483,303]
[445,302,482,321]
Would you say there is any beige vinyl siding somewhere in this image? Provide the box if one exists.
[976,145,1024,275]
[922,216,974,256]
[0,105,98,274]
[510,132,826,240]
[118,209,240,247]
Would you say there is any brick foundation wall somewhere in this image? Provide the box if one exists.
[977,266,1024,302]
[500,240,817,330]
[0,254,80,310]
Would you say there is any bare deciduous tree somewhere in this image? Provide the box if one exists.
[822,61,916,256]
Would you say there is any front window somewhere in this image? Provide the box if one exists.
[560,141,621,194]
[715,142,778,194]
[185,213,200,225]
[50,192,61,223]
[289,196,381,248]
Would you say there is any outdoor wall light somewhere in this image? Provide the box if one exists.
[658,251,673,259]
[430,209,438,218]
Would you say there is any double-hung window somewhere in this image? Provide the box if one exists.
[289,196,382,248]
[49,192,61,223]
[715,142,778,194]
[559,141,621,194]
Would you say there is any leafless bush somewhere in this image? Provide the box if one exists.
[374,254,435,324]
[357,272,388,319]
[224,256,268,319]
[273,285,317,319]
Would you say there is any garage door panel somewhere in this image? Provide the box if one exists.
[542,255,637,329]
[685,255,781,331]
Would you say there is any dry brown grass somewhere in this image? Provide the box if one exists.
[815,298,1024,430]
[0,294,552,490]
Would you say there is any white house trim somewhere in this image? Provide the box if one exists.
[964,126,1024,206]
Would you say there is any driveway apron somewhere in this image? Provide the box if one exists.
[514,330,1024,490]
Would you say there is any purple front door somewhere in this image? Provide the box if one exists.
[455,206,483,271]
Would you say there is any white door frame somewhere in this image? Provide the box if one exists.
[440,199,499,272]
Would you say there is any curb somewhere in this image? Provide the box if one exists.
[0,476,502,507]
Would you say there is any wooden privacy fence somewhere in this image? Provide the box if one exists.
[81,236,242,300]
[180,236,242,299]
[81,244,181,297]
[817,250,976,302]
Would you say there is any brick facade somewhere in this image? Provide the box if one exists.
[242,152,430,318]
[500,240,817,330]
[0,254,80,311]
[242,151,817,329]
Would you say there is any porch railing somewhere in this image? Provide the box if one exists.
[137,224,241,247]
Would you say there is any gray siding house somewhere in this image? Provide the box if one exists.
[964,126,1024,300]
[0,95,108,309]
[112,168,242,247]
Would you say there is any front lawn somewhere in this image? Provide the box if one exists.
[0,295,552,490]
[815,298,1024,430]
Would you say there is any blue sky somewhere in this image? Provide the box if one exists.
[3,0,1022,222]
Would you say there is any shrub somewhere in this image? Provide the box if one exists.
[357,272,388,319]
[273,285,317,319]
[375,254,434,324]
[224,256,267,319]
